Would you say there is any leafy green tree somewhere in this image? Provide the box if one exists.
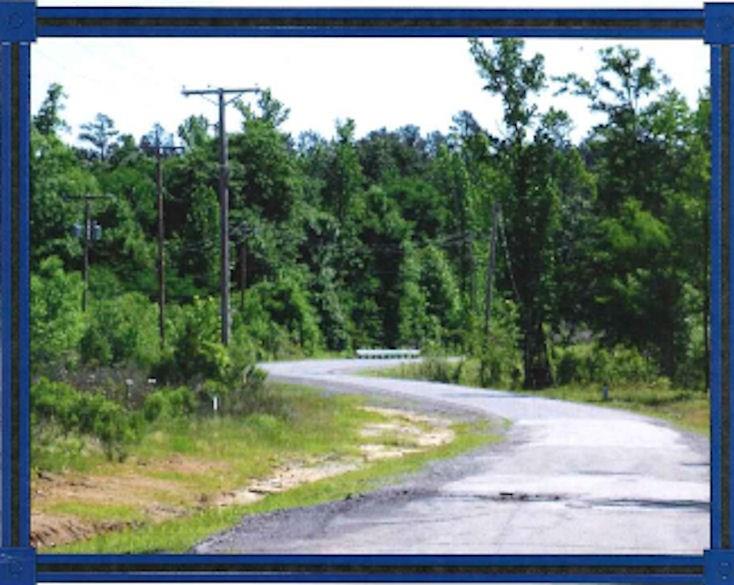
[325,119,364,223]
[30,131,98,268]
[34,83,70,136]
[559,46,706,382]
[398,242,433,347]
[230,99,302,223]
[30,257,86,372]
[469,38,558,389]
[178,115,211,149]
[179,185,219,292]
[418,244,462,346]
[430,145,475,322]
[79,113,120,161]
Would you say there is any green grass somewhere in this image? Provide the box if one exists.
[45,501,145,524]
[32,426,110,474]
[370,359,709,436]
[37,381,501,553]
[533,383,709,436]
[53,419,496,553]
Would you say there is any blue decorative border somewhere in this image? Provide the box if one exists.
[0,2,729,583]
[34,7,704,38]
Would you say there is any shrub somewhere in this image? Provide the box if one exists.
[143,387,198,422]
[155,297,229,384]
[155,297,266,391]
[30,256,86,372]
[422,356,463,384]
[31,377,141,461]
[552,343,659,386]
[238,275,322,356]
[471,298,522,388]
[81,292,159,368]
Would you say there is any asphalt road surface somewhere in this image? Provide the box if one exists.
[195,359,709,555]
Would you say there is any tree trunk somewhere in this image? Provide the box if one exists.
[522,308,554,389]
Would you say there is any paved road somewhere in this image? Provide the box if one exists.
[195,359,709,555]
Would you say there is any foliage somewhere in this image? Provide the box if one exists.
[31,377,141,461]
[551,343,659,386]
[142,387,198,422]
[473,298,522,388]
[29,41,710,396]
[81,293,160,368]
[31,256,86,372]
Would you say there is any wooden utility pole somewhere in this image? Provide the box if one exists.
[483,201,500,339]
[65,194,109,311]
[152,141,184,349]
[239,239,247,311]
[479,200,500,387]
[83,198,91,312]
[182,86,260,345]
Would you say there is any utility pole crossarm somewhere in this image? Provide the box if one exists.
[181,87,259,96]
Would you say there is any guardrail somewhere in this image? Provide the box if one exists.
[356,348,421,359]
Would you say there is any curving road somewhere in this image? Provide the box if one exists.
[195,359,709,555]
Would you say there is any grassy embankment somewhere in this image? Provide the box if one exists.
[369,359,709,436]
[36,381,498,554]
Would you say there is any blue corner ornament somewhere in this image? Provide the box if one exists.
[0,548,35,585]
[0,0,35,43]
[706,550,734,585]
[706,3,734,44]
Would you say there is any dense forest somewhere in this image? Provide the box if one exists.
[31,37,710,439]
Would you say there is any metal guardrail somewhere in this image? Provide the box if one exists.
[356,348,421,359]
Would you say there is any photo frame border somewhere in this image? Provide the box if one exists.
[0,2,725,583]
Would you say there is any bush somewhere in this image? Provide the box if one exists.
[31,377,141,461]
[30,256,86,372]
[155,297,266,393]
[81,292,159,368]
[143,387,198,422]
[213,377,287,419]
[238,275,322,356]
[423,356,464,384]
[552,343,659,386]
[471,298,522,388]
[155,297,229,384]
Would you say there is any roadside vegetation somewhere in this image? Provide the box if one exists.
[33,380,497,553]
[372,346,709,435]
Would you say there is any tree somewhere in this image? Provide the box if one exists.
[469,38,560,389]
[325,119,364,223]
[178,115,210,149]
[30,126,99,268]
[31,256,86,372]
[34,83,69,136]
[79,113,120,161]
[140,123,174,153]
[559,46,705,382]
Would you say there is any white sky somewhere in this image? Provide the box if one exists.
[31,0,715,145]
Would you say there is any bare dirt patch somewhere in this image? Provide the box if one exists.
[31,406,454,549]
